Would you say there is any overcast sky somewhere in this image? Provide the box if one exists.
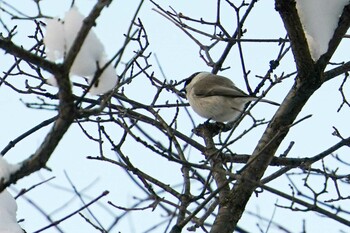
[1,0,350,232]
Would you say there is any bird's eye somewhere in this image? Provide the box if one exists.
[184,72,200,87]
[184,78,192,87]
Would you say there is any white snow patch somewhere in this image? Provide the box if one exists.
[44,6,118,95]
[89,58,118,95]
[43,19,65,61]
[296,0,349,61]
[0,156,20,182]
[46,75,58,86]
[0,156,22,233]
[63,7,105,76]
[0,190,23,233]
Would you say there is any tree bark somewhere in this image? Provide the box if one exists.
[209,1,350,232]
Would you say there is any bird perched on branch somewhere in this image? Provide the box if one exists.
[182,72,279,123]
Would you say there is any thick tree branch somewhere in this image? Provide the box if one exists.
[0,38,60,74]
[209,1,350,232]
[0,0,113,192]
[325,61,350,82]
[275,0,315,75]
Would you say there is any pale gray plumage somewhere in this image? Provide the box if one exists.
[183,72,279,122]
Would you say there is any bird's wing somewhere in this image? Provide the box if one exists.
[196,86,249,98]
[192,74,280,106]
[193,75,248,98]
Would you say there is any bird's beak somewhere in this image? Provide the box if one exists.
[178,87,187,99]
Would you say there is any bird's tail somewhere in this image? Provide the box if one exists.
[259,98,280,106]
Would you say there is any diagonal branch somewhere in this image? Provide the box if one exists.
[209,1,350,232]
[274,0,315,75]
[0,0,113,192]
[0,38,60,74]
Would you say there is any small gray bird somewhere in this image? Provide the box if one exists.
[183,72,279,122]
